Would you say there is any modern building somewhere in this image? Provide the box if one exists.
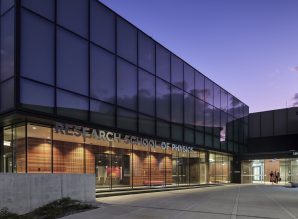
[0,0,250,194]
[241,107,298,184]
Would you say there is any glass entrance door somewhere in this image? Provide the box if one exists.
[95,153,130,189]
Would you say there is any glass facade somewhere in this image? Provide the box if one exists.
[0,123,233,189]
[242,159,298,184]
[0,0,251,191]
[16,0,248,154]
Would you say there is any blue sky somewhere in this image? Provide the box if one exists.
[99,0,298,113]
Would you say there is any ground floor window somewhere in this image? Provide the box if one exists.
[0,122,233,190]
[241,159,298,184]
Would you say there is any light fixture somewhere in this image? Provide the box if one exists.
[32,126,37,130]
[4,141,11,146]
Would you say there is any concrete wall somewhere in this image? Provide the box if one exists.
[0,173,95,214]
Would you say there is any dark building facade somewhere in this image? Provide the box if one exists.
[241,107,298,184]
[0,0,251,192]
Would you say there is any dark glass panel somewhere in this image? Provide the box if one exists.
[228,141,233,152]
[184,93,194,127]
[171,86,183,124]
[21,10,54,85]
[184,128,194,144]
[57,0,88,37]
[171,55,183,89]
[157,120,170,139]
[22,0,54,20]
[172,124,183,142]
[139,114,155,135]
[156,44,170,81]
[57,28,88,95]
[261,111,273,137]
[184,63,194,95]
[0,0,14,15]
[1,9,14,81]
[117,58,137,110]
[156,79,170,121]
[117,108,137,131]
[213,136,220,149]
[214,84,220,109]
[195,132,204,146]
[91,0,115,52]
[227,115,234,140]
[227,94,234,116]
[139,69,155,116]
[90,45,115,103]
[57,89,88,120]
[195,98,204,132]
[220,89,228,112]
[195,71,204,100]
[213,108,221,136]
[233,97,242,119]
[205,103,213,134]
[117,17,137,64]
[138,32,155,73]
[90,100,115,127]
[204,78,213,105]
[220,111,228,142]
[0,78,14,112]
[205,134,212,147]
[20,79,54,113]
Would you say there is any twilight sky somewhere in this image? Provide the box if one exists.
[99,0,298,113]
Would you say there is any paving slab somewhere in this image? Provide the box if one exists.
[62,184,298,219]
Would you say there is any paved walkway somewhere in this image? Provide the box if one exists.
[63,184,298,219]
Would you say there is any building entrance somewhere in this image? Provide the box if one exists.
[95,153,130,189]
[242,159,298,184]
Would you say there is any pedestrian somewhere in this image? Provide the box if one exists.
[276,171,280,184]
[269,171,274,184]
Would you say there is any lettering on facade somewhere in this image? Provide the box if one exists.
[54,122,194,152]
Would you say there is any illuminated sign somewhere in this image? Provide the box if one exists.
[54,122,194,152]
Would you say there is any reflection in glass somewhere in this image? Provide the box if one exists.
[138,32,155,73]
[156,79,170,121]
[195,71,204,100]
[57,89,88,120]
[171,55,183,89]
[90,100,115,127]
[139,69,155,116]
[171,86,183,124]
[184,64,194,95]
[156,44,170,81]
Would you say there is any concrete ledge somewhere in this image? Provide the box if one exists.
[96,184,223,198]
[0,173,95,214]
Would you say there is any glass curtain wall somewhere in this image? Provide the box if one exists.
[18,0,248,155]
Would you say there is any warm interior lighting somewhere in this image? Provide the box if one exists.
[32,126,37,130]
[4,141,11,146]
